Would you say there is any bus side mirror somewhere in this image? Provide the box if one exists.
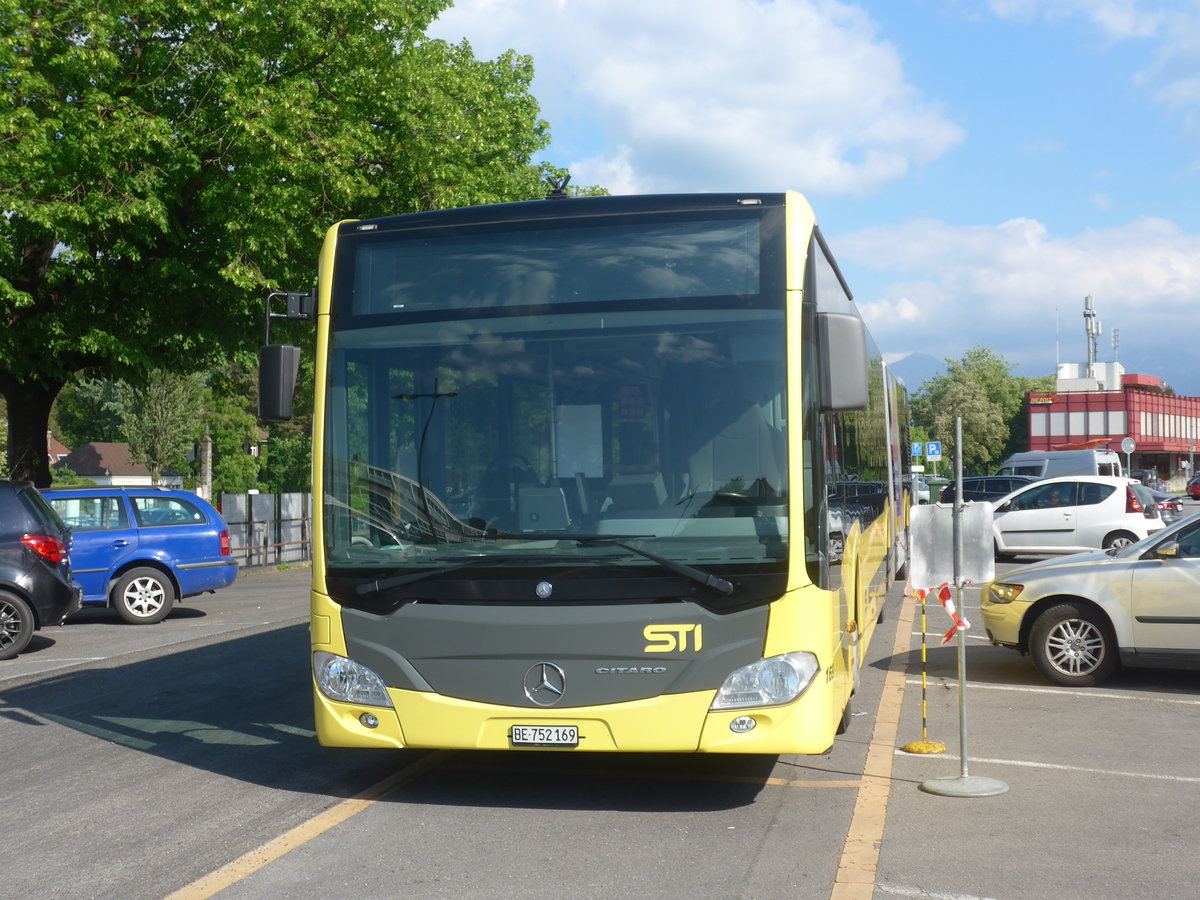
[818,311,868,411]
[259,344,301,422]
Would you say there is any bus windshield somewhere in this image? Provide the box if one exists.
[325,298,788,575]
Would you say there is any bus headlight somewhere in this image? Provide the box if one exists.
[710,652,820,710]
[314,651,394,708]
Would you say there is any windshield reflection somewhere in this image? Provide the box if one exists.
[324,309,789,572]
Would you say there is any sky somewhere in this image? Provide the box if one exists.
[427,0,1200,395]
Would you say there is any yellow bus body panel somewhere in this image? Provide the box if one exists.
[313,676,841,754]
[312,585,844,754]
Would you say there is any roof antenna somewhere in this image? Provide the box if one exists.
[546,174,571,199]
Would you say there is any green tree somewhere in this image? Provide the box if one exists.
[205,361,265,494]
[260,430,312,493]
[0,1,558,485]
[912,346,1054,473]
[119,370,207,483]
[53,377,127,448]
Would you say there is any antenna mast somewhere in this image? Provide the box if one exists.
[1083,295,1101,379]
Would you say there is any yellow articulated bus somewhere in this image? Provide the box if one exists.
[260,191,909,754]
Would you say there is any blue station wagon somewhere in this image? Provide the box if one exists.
[44,487,238,623]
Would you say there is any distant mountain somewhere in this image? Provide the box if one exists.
[888,352,944,392]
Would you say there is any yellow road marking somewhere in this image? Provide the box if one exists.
[164,750,450,900]
[831,589,917,900]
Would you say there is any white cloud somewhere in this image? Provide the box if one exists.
[429,0,963,194]
[987,0,1163,39]
[988,1,1200,113]
[838,216,1200,376]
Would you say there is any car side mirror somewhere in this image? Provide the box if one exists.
[1155,542,1181,560]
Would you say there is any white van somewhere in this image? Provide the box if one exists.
[993,449,1122,480]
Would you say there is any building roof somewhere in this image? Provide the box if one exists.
[53,442,151,477]
[47,432,71,463]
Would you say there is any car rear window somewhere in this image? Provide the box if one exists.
[19,486,69,534]
[1078,483,1115,506]
[132,496,206,527]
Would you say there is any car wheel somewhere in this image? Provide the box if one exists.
[1102,531,1137,551]
[1029,602,1117,687]
[112,568,176,624]
[0,591,35,660]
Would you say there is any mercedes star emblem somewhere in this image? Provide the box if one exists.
[523,662,566,706]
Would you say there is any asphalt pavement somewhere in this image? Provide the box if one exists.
[0,563,312,689]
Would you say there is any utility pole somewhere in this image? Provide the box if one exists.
[199,426,213,501]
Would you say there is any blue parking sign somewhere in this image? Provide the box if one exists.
[926,441,942,461]
[912,442,923,457]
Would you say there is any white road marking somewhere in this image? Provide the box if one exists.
[896,749,1200,783]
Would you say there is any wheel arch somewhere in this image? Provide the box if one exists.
[0,583,41,629]
[106,560,180,608]
[1101,530,1138,549]
[1017,594,1116,654]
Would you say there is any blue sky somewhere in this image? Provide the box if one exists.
[429,0,1200,394]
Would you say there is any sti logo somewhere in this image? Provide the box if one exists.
[643,624,703,653]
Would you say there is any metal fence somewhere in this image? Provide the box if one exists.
[220,492,312,568]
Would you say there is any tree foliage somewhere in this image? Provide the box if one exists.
[119,370,206,483]
[911,346,1055,473]
[0,0,556,484]
[54,377,127,448]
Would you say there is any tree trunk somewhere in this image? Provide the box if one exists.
[0,375,64,487]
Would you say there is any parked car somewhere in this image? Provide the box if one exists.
[1187,475,1200,501]
[904,475,930,505]
[938,475,1038,504]
[991,475,1164,558]
[43,486,237,624]
[983,512,1200,686]
[0,480,82,659]
[1149,490,1186,524]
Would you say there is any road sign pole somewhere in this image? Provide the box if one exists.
[919,417,1008,799]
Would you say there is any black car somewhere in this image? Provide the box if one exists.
[939,475,1039,504]
[0,480,82,659]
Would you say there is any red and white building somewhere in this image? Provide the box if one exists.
[1026,361,1200,482]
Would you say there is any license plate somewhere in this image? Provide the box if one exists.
[510,725,579,747]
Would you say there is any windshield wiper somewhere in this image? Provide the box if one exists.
[482,531,735,596]
[354,552,624,597]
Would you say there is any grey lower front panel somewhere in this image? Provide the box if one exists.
[342,601,769,708]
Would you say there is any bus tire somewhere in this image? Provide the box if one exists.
[836,698,852,735]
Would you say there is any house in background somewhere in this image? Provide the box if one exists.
[53,442,184,488]
[47,432,71,465]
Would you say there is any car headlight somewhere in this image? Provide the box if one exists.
[988,583,1024,604]
[711,652,820,710]
[313,651,394,707]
